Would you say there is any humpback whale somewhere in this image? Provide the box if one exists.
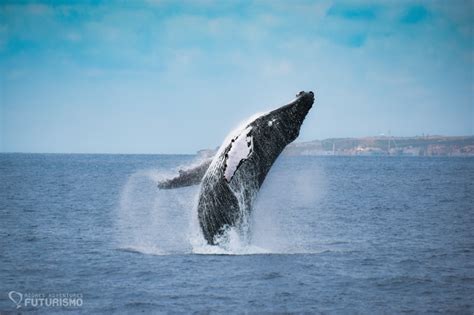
[158,91,315,244]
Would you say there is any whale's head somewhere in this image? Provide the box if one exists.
[281,90,314,141]
[251,91,315,146]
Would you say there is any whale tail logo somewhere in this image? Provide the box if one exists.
[8,291,23,309]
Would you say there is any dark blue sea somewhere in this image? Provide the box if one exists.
[1,154,473,313]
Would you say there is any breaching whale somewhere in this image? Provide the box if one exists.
[158,91,315,244]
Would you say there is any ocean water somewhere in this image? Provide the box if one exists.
[0,153,473,313]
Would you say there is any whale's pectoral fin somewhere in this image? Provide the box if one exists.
[157,158,213,189]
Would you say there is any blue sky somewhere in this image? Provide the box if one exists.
[0,0,473,153]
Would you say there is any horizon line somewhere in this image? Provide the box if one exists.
[1,134,473,155]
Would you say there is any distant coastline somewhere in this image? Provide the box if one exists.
[282,136,474,157]
[198,136,474,157]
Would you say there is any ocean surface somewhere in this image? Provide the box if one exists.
[0,154,473,313]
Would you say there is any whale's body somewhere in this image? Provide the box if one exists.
[157,91,315,244]
[197,91,315,244]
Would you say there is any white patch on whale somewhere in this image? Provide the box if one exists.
[224,126,253,182]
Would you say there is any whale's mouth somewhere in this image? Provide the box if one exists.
[278,90,314,142]
[269,90,314,141]
[294,91,314,122]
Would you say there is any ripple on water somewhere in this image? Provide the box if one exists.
[261,272,283,280]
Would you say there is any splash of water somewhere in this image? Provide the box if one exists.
[116,167,197,255]
[115,156,327,255]
[251,157,327,253]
